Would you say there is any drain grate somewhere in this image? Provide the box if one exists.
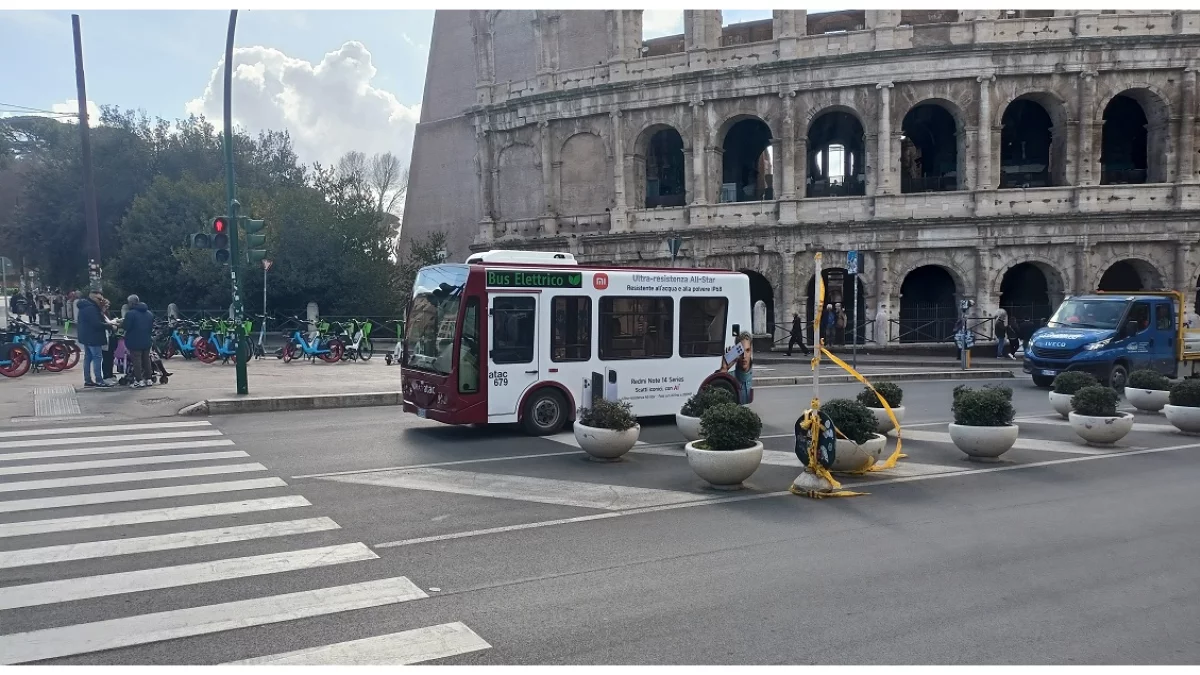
[33,385,82,418]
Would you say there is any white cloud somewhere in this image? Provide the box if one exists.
[185,41,420,169]
[642,10,684,39]
[50,99,103,124]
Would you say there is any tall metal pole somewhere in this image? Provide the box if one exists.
[813,252,823,403]
[223,10,248,395]
[72,15,102,293]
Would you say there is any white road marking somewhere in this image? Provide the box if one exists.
[0,450,250,476]
[375,441,1200,549]
[323,468,715,511]
[291,450,583,480]
[0,477,288,514]
[0,517,339,570]
[0,430,223,450]
[1015,416,1178,434]
[0,463,267,494]
[0,576,428,665]
[0,543,376,611]
[226,622,491,665]
[545,432,650,449]
[899,429,1116,455]
[0,421,212,438]
[0,439,235,463]
[0,495,311,539]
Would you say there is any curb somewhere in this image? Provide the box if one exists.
[756,369,1015,387]
[756,357,1025,369]
[178,391,402,416]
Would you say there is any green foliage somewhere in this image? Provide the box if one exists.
[1168,379,1200,407]
[1052,371,1099,395]
[396,231,449,301]
[856,381,903,408]
[1071,385,1120,417]
[681,386,736,418]
[820,398,876,445]
[578,398,638,431]
[1128,369,1170,391]
[953,383,1014,403]
[952,386,1016,427]
[699,403,762,451]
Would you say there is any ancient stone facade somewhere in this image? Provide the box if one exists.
[403,9,1200,341]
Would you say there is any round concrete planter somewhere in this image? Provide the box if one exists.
[574,423,640,461]
[948,423,1019,460]
[685,440,763,490]
[1164,404,1200,435]
[1126,388,1170,413]
[1048,391,1074,419]
[866,405,906,434]
[675,413,703,443]
[1068,411,1134,446]
[832,433,887,472]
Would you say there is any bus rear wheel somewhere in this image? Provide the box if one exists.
[522,388,566,436]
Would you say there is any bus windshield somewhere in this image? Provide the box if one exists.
[405,264,469,374]
[1046,298,1128,330]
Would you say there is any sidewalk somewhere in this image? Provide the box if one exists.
[756,351,1028,370]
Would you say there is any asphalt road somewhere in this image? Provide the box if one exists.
[2,377,1199,664]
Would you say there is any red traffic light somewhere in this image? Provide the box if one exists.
[212,217,227,234]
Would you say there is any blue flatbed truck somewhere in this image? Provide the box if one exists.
[1024,290,1200,389]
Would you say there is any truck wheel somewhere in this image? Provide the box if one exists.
[522,388,566,436]
[1107,364,1129,390]
[1032,374,1055,388]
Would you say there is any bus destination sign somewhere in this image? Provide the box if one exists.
[486,269,582,289]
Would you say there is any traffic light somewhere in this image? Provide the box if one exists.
[187,232,211,249]
[212,217,230,265]
[240,216,266,264]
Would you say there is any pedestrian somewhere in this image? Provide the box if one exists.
[785,313,810,356]
[1018,318,1037,354]
[994,309,1008,358]
[100,297,120,384]
[122,294,154,387]
[1006,322,1020,359]
[821,303,835,346]
[52,293,63,326]
[76,290,111,388]
[835,302,848,345]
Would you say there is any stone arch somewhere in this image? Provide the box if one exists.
[806,106,867,197]
[897,264,963,343]
[996,260,1067,324]
[490,10,537,84]
[558,132,612,216]
[496,142,542,221]
[805,269,867,345]
[1095,257,1166,292]
[717,114,774,202]
[633,123,687,209]
[740,269,776,334]
[900,98,968,193]
[1098,86,1172,185]
[996,91,1070,188]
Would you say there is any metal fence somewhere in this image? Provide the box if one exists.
[151,309,406,342]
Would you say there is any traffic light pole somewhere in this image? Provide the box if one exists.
[72,15,102,293]
[222,9,249,395]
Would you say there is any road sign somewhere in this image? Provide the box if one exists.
[847,250,858,275]
[262,259,273,271]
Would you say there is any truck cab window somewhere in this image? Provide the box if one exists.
[1156,304,1173,330]
[1129,302,1150,333]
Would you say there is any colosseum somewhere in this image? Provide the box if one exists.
[403,9,1200,343]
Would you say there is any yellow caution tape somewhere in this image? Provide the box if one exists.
[819,347,906,471]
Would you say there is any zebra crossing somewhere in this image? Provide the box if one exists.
[0,420,490,665]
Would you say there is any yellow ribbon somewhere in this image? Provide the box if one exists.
[819,347,907,471]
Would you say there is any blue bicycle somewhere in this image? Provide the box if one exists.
[281,317,344,363]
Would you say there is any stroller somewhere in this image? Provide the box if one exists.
[115,336,172,386]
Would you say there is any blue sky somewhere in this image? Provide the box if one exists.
[0,9,773,167]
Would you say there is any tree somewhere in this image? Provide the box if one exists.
[395,231,448,301]
[369,152,407,218]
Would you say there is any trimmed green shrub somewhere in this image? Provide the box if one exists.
[1168,379,1200,407]
[680,386,736,418]
[1071,385,1120,417]
[856,381,903,409]
[1052,371,1099,395]
[578,399,637,431]
[821,398,876,445]
[952,387,1016,427]
[1128,369,1170,391]
[699,403,763,451]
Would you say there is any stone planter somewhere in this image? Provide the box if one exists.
[685,440,764,490]
[1048,391,1074,419]
[1164,405,1200,435]
[1068,411,1134,446]
[831,433,887,473]
[1125,388,1170,413]
[675,413,703,443]
[866,405,906,434]
[574,422,640,461]
[948,423,1019,460]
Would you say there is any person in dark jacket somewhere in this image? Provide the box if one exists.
[76,291,111,388]
[785,313,810,356]
[123,294,154,387]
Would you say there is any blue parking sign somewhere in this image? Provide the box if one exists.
[847,250,858,275]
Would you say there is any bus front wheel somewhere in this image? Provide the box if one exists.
[522,388,566,436]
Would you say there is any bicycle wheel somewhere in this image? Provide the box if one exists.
[358,338,374,361]
[282,341,296,363]
[44,343,70,372]
[62,343,80,370]
[0,345,31,378]
[195,338,219,364]
[319,338,344,363]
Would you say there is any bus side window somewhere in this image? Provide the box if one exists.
[551,296,591,362]
[459,297,481,394]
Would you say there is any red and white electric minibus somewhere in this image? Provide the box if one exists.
[401,250,753,435]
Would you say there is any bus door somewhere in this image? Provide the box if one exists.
[488,294,539,418]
